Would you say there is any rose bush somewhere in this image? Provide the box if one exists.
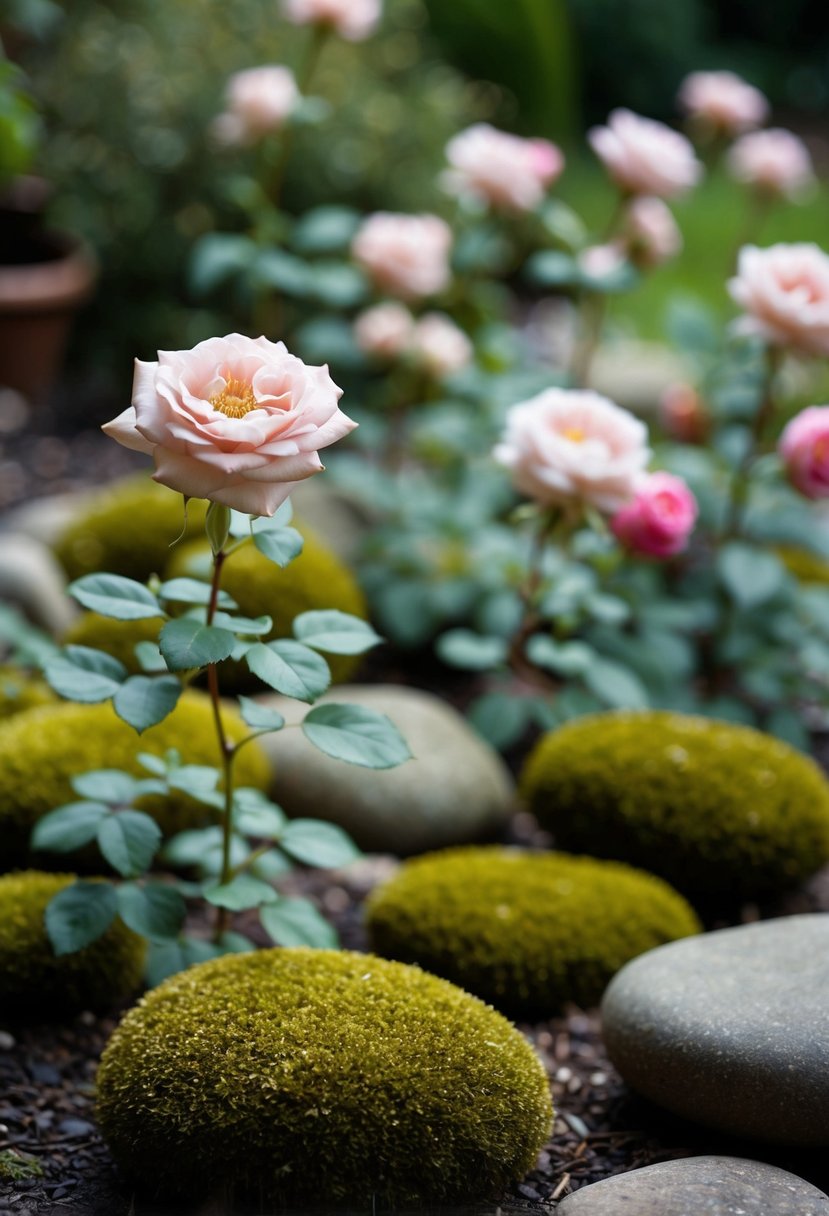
[351,213,453,301]
[727,129,815,200]
[353,303,415,360]
[410,314,473,379]
[677,70,768,136]
[443,123,563,214]
[281,0,382,40]
[103,333,357,516]
[611,472,698,558]
[588,108,702,199]
[623,197,682,268]
[779,407,829,500]
[728,243,829,356]
[212,66,299,146]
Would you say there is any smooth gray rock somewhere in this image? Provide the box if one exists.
[0,532,78,635]
[601,915,829,1145]
[557,1157,829,1215]
[256,684,513,855]
[0,489,95,546]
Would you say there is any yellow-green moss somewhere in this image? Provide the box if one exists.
[0,871,145,1014]
[97,947,552,1207]
[53,476,207,582]
[61,614,163,674]
[366,847,700,1016]
[0,666,55,720]
[0,692,270,872]
[166,526,367,687]
[521,711,829,902]
[778,545,829,586]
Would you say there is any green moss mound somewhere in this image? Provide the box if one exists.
[166,526,367,687]
[521,711,829,902]
[0,871,145,1014]
[0,692,270,872]
[0,667,55,720]
[366,847,700,1016]
[97,947,552,1207]
[778,545,829,586]
[53,476,207,582]
[61,613,163,674]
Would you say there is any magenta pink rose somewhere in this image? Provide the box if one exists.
[212,66,299,146]
[779,406,829,499]
[443,123,564,213]
[727,129,815,201]
[678,70,768,136]
[281,0,381,40]
[588,109,702,199]
[351,212,453,301]
[102,334,356,516]
[611,472,698,558]
[493,388,651,514]
[728,243,829,356]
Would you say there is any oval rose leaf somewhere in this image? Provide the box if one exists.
[71,768,140,804]
[436,629,508,671]
[159,619,237,672]
[113,675,182,734]
[583,657,649,710]
[157,578,238,610]
[252,526,304,568]
[260,896,337,949]
[44,646,127,703]
[718,542,785,609]
[280,819,361,868]
[204,874,278,911]
[238,696,286,733]
[97,810,162,877]
[292,610,382,655]
[301,703,411,769]
[245,640,331,703]
[117,882,187,943]
[68,574,164,621]
[211,611,273,636]
[31,801,109,854]
[45,880,117,956]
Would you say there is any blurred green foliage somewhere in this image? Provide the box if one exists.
[0,56,40,187]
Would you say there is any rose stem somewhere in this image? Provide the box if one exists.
[721,343,781,540]
[205,546,236,943]
[507,508,566,688]
[570,190,629,387]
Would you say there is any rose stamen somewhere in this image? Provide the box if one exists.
[210,376,258,419]
[563,426,586,442]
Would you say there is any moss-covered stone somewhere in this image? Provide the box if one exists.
[0,693,270,872]
[97,947,552,1207]
[0,871,145,1014]
[521,711,829,902]
[366,847,700,1016]
[53,476,207,582]
[61,613,163,674]
[0,666,55,720]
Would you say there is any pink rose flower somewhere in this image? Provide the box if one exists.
[352,212,453,301]
[678,70,768,136]
[578,243,627,280]
[353,302,415,360]
[102,334,357,517]
[443,123,564,213]
[493,388,651,513]
[281,0,382,40]
[727,129,815,201]
[728,243,829,357]
[212,66,299,146]
[623,197,682,267]
[611,471,698,558]
[588,108,703,199]
[779,406,829,499]
[411,313,473,378]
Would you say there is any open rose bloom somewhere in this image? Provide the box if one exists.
[281,0,382,40]
[727,129,815,201]
[588,109,702,199]
[410,313,473,379]
[779,406,829,499]
[494,388,651,514]
[352,212,452,301]
[103,334,356,516]
[623,197,682,267]
[212,66,299,146]
[678,70,768,136]
[611,472,698,558]
[443,123,564,213]
[728,244,829,357]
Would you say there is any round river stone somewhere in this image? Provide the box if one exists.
[601,914,829,1145]
[556,1157,829,1215]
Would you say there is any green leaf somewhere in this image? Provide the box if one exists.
[250,848,292,879]
[97,811,162,877]
[245,640,331,703]
[204,874,278,911]
[251,248,311,297]
[159,618,236,671]
[113,675,182,733]
[211,612,273,636]
[71,769,139,804]
[583,657,649,710]
[45,881,117,956]
[238,696,286,733]
[292,205,361,254]
[436,629,508,671]
[166,764,222,806]
[260,896,337,948]
[145,936,223,987]
[137,752,168,776]
[135,641,167,674]
[585,593,630,625]
[252,526,304,568]
[68,574,164,621]
[31,802,108,853]
[44,646,127,703]
[526,636,594,676]
[467,692,532,750]
[310,261,368,308]
[302,703,411,769]
[233,789,286,837]
[206,502,230,555]
[157,578,237,610]
[117,883,186,942]
[292,610,382,655]
[189,232,256,297]
[280,819,360,868]
[525,249,580,288]
[718,543,785,609]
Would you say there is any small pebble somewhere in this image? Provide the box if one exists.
[0,1031,16,1050]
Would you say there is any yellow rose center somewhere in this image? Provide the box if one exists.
[210,377,258,419]
[563,426,586,442]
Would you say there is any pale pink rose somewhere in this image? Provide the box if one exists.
[659,383,708,444]
[678,70,768,136]
[443,123,564,213]
[588,108,703,199]
[352,212,453,301]
[353,303,415,360]
[727,129,815,201]
[493,388,651,513]
[623,197,682,267]
[411,313,473,378]
[213,66,299,146]
[779,406,829,499]
[728,243,829,356]
[281,0,381,39]
[102,334,356,517]
[578,243,627,279]
[611,471,698,558]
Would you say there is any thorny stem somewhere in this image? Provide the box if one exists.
[205,548,236,942]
